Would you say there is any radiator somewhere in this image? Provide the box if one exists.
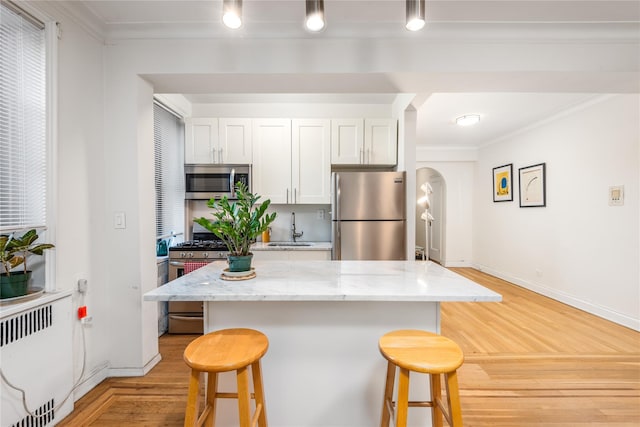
[1,294,73,426]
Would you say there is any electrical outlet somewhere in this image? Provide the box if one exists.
[316,209,325,220]
[114,211,126,229]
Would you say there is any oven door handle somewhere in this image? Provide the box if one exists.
[169,315,203,321]
[170,261,185,267]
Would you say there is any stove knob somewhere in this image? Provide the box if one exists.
[203,253,209,258]
[189,252,194,258]
[219,252,225,258]
[180,252,186,258]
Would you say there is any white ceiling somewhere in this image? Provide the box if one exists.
[54,0,639,148]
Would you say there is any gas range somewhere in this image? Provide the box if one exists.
[169,240,229,261]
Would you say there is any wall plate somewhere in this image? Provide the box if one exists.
[609,185,624,206]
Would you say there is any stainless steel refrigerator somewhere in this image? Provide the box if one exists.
[331,171,406,260]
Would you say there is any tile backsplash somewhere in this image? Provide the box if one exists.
[188,202,331,242]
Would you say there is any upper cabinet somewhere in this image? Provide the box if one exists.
[331,118,397,166]
[252,118,331,204]
[252,119,292,204]
[185,118,252,164]
[292,119,331,204]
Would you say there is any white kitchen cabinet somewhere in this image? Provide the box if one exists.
[365,118,397,165]
[185,118,218,164]
[331,118,397,166]
[292,119,331,204]
[219,118,252,164]
[253,118,330,204]
[252,119,292,204]
[331,118,363,165]
[185,118,252,164]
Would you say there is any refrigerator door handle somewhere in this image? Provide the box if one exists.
[335,174,341,260]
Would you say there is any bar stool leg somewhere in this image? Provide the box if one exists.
[380,362,396,427]
[204,372,218,427]
[237,366,252,427]
[396,367,410,427]
[446,371,463,427]
[251,361,268,427]
[430,373,444,427]
[184,370,202,427]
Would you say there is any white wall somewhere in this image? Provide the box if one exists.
[473,95,640,330]
[47,5,112,399]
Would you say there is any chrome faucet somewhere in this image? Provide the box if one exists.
[291,212,303,242]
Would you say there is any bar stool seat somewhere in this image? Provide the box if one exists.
[379,329,464,427]
[183,328,269,427]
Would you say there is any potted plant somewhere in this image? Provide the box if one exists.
[0,229,54,299]
[195,182,276,273]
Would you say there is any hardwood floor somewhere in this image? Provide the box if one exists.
[58,268,640,426]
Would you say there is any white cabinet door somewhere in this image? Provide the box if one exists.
[219,118,252,164]
[331,119,364,165]
[365,118,397,165]
[185,118,218,163]
[292,119,331,204]
[252,119,292,204]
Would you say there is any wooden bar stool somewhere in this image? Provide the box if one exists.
[379,329,464,427]
[183,328,269,427]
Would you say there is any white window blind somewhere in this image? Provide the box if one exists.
[154,102,184,239]
[0,1,47,231]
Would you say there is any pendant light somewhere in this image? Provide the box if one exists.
[305,0,325,32]
[405,0,425,31]
[222,0,243,29]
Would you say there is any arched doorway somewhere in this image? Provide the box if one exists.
[416,168,446,264]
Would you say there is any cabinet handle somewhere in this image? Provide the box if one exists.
[219,148,223,163]
[294,188,297,204]
[286,188,289,204]
[360,148,364,164]
[367,148,370,164]
[212,147,217,163]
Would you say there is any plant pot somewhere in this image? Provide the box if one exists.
[0,271,32,299]
[228,254,253,272]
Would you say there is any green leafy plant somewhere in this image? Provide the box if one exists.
[194,182,277,256]
[0,229,55,276]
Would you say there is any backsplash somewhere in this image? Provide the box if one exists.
[188,202,331,242]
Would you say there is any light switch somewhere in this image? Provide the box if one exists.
[609,186,624,206]
[114,211,126,229]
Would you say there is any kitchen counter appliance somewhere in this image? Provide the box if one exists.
[331,171,406,260]
[168,233,228,333]
[185,164,250,200]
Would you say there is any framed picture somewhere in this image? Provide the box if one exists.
[492,164,513,202]
[519,163,546,207]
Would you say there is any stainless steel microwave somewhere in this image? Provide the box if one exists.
[185,164,251,200]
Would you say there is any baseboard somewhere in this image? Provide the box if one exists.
[443,260,473,268]
[108,353,163,377]
[473,263,640,332]
[73,362,109,402]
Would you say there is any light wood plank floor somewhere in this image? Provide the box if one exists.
[59,268,640,426]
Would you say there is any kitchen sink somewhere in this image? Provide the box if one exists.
[267,242,313,247]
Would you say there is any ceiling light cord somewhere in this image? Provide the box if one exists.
[406,0,426,31]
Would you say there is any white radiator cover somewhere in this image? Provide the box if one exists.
[1,294,74,426]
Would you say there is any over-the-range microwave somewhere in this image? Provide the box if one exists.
[185,164,251,200]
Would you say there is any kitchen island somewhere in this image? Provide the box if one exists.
[144,260,501,427]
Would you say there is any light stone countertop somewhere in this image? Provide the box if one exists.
[251,241,332,251]
[143,260,501,303]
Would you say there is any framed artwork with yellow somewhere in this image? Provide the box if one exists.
[492,163,513,202]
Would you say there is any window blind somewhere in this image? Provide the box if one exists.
[0,1,47,231]
[154,102,185,240]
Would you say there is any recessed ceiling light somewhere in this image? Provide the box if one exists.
[456,114,481,126]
